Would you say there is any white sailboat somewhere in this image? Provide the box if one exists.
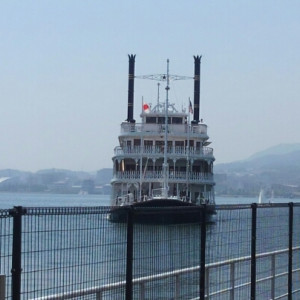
[258,188,264,204]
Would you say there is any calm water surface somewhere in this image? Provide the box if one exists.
[0,192,298,209]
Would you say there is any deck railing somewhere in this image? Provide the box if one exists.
[120,122,208,137]
[114,145,214,158]
[113,170,214,183]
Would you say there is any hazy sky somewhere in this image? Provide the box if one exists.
[0,1,299,172]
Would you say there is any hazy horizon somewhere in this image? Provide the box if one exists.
[1,1,299,172]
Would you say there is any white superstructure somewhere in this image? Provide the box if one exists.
[110,55,215,209]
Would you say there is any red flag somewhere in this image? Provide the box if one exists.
[143,103,150,113]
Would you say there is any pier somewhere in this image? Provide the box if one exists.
[0,203,300,299]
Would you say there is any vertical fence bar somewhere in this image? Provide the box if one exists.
[0,275,5,300]
[139,282,145,300]
[126,207,134,300]
[205,268,210,300]
[230,262,235,300]
[11,206,23,300]
[96,291,102,300]
[288,202,293,300]
[200,205,207,300]
[175,274,180,300]
[271,254,275,300]
[251,203,257,300]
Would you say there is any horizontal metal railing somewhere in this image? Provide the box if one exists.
[112,170,214,183]
[114,145,214,158]
[120,122,208,137]
[31,246,300,300]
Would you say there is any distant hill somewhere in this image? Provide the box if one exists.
[0,168,112,194]
[248,143,300,160]
[0,169,31,177]
[215,144,300,173]
[215,143,300,197]
[96,168,113,185]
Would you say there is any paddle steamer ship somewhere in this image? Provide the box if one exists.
[109,55,215,223]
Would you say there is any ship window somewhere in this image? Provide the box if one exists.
[126,140,132,147]
[185,140,194,147]
[125,164,136,171]
[144,140,153,146]
[134,139,141,146]
[175,141,184,147]
[146,117,156,124]
[193,166,201,172]
[157,117,171,124]
[172,117,182,124]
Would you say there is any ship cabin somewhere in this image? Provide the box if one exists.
[111,104,215,205]
[110,55,215,206]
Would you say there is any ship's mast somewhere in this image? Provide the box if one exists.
[162,59,170,198]
[186,97,191,200]
[157,83,160,107]
[134,57,200,199]
[139,99,144,201]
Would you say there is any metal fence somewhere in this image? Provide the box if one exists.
[0,203,299,300]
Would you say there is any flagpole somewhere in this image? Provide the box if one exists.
[157,83,160,107]
[140,97,144,201]
[186,98,191,201]
[163,59,170,199]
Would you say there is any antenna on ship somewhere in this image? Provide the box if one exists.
[162,59,170,198]
[157,83,160,107]
[186,97,192,200]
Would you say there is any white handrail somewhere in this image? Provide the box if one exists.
[120,122,208,136]
[114,145,213,157]
[31,246,300,300]
[114,171,213,182]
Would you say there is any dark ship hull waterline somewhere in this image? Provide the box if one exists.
[109,55,216,224]
[109,200,216,224]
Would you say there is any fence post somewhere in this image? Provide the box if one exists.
[271,254,275,300]
[288,202,293,300]
[200,204,207,300]
[230,262,235,300]
[251,203,257,300]
[175,274,180,300]
[0,275,5,300]
[10,206,24,300]
[126,207,134,300]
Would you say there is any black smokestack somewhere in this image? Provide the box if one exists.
[192,55,201,124]
[127,54,136,123]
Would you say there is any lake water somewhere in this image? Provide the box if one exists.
[0,192,298,209]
